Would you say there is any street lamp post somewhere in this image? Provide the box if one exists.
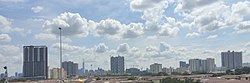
[58,27,62,80]
[3,66,8,83]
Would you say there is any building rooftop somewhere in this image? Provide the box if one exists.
[201,77,250,83]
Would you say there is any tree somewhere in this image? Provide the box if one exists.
[157,72,168,76]
[235,67,250,75]
[128,76,136,80]
[211,73,226,77]
[226,70,234,75]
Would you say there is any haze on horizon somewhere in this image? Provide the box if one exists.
[0,0,250,76]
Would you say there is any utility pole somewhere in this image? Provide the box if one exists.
[58,27,63,81]
[3,66,8,83]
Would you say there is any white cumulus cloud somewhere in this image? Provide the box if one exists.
[52,43,85,51]
[94,19,145,39]
[34,33,57,41]
[234,21,250,34]
[0,45,20,56]
[95,19,123,38]
[159,27,179,37]
[0,15,27,35]
[95,43,108,53]
[145,45,158,52]
[227,1,250,24]
[159,42,171,52]
[176,2,229,33]
[185,32,200,38]
[122,23,144,38]
[117,43,130,53]
[207,34,218,39]
[245,42,250,47]
[0,34,11,42]
[31,6,44,13]
[130,0,168,31]
[39,12,146,41]
[158,17,180,37]
[0,15,12,33]
[42,12,89,38]
[175,0,220,12]
[195,15,224,33]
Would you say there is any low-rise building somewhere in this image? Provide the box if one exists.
[126,68,141,75]
[50,68,67,79]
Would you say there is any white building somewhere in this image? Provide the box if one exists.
[189,59,201,72]
[50,68,67,79]
[150,63,162,73]
[189,58,215,73]
[206,58,215,72]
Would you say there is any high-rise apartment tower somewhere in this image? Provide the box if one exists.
[23,45,48,79]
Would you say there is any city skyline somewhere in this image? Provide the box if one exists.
[1,0,250,76]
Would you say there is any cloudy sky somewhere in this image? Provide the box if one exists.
[1,0,250,75]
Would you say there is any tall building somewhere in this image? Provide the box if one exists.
[0,73,4,79]
[189,58,215,73]
[62,61,78,77]
[179,61,188,68]
[200,60,207,73]
[23,45,48,79]
[110,56,124,75]
[221,50,242,69]
[150,63,162,73]
[206,58,215,72]
[189,59,201,72]
[82,59,85,73]
[15,72,18,77]
[50,68,67,79]
[78,59,85,76]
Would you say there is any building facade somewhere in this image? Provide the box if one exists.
[206,58,215,72]
[62,61,78,77]
[179,61,189,68]
[23,45,48,79]
[50,68,67,79]
[150,63,162,73]
[110,56,124,75]
[189,58,215,73]
[200,60,207,73]
[221,50,242,69]
[189,59,201,72]
[162,67,173,75]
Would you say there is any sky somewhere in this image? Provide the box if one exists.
[1,0,250,76]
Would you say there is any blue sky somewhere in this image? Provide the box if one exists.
[1,0,250,76]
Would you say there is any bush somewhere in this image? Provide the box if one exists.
[128,76,136,80]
